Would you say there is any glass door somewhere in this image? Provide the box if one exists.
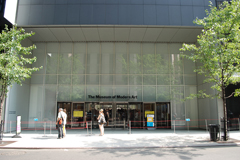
[129,103,142,128]
[115,103,128,129]
[156,102,171,129]
[57,102,71,128]
[100,103,113,128]
[143,103,155,128]
[72,103,84,128]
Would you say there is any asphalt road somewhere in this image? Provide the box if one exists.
[0,146,240,160]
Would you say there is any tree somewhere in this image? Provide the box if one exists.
[180,0,240,141]
[0,25,42,122]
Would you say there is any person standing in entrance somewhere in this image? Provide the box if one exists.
[97,109,105,136]
[63,109,67,137]
[56,108,64,139]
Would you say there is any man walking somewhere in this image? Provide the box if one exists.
[56,108,64,139]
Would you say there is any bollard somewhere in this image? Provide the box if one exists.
[124,120,125,130]
[205,119,208,132]
[129,121,131,134]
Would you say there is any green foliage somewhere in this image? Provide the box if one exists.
[0,25,42,99]
[180,0,240,99]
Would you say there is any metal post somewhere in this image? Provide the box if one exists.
[50,121,52,135]
[87,122,88,135]
[174,120,175,133]
[124,120,125,130]
[205,119,208,132]
[187,121,189,132]
[43,122,46,137]
[91,121,92,135]
[238,118,240,131]
[129,121,131,134]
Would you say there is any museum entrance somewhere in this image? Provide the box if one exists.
[57,102,171,129]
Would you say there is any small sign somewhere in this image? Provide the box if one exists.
[147,114,154,127]
[34,118,38,121]
[145,111,154,117]
[73,110,83,117]
[186,118,190,121]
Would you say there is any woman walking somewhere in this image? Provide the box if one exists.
[97,109,105,136]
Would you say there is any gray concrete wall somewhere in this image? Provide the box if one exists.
[17,0,216,26]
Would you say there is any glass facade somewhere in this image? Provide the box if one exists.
[29,42,197,124]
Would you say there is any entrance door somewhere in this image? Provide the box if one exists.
[115,103,128,129]
[129,103,142,128]
[72,103,84,128]
[156,102,171,129]
[57,102,71,128]
[100,103,113,128]
[143,103,155,128]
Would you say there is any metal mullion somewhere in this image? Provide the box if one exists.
[85,43,87,101]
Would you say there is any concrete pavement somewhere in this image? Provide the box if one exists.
[1,129,240,149]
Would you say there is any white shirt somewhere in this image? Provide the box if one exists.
[62,112,67,125]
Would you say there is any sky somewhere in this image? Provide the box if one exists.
[4,0,18,24]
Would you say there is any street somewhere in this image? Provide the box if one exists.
[0,146,240,160]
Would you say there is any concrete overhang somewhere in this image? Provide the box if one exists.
[21,25,203,43]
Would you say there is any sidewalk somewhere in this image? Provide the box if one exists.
[1,129,240,149]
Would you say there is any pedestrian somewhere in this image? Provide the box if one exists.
[56,108,64,139]
[97,109,106,136]
[105,111,109,126]
[63,109,67,137]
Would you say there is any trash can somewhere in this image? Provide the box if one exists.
[208,124,219,141]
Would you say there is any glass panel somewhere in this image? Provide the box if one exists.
[100,86,113,101]
[45,75,57,84]
[101,54,114,74]
[129,103,142,127]
[72,53,85,74]
[171,53,183,74]
[129,43,141,54]
[72,75,85,85]
[46,52,58,74]
[129,54,142,74]
[129,86,142,102]
[32,43,45,74]
[143,54,156,74]
[116,53,128,74]
[157,74,170,85]
[101,75,113,85]
[115,75,128,85]
[87,54,100,74]
[115,104,128,128]
[102,42,114,54]
[157,86,170,101]
[171,74,183,85]
[143,103,155,127]
[72,86,85,101]
[156,103,171,128]
[142,43,154,54]
[44,86,57,121]
[129,75,142,85]
[156,43,169,74]
[88,43,100,54]
[183,51,195,74]
[60,43,72,53]
[31,75,43,84]
[86,75,99,85]
[184,75,197,85]
[73,43,86,53]
[115,86,128,101]
[58,52,72,74]
[171,86,185,125]
[143,86,156,101]
[58,75,71,85]
[143,75,156,85]
[58,85,71,101]
[86,86,99,101]
[72,103,84,127]
[116,43,127,54]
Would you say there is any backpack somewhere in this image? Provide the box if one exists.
[58,113,64,125]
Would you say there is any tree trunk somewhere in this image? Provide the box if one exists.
[222,88,228,141]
